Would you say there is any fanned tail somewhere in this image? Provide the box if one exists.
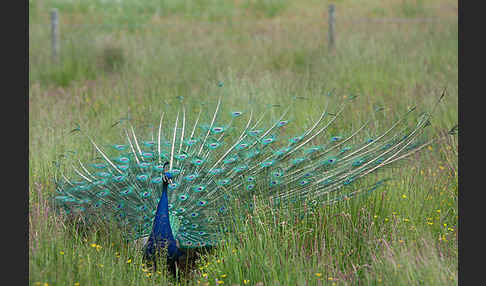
[52,93,450,249]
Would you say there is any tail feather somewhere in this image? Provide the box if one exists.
[52,95,440,248]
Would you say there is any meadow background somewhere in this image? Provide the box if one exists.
[29,0,458,285]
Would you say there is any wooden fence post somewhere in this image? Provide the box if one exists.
[328,4,335,50]
[50,8,60,63]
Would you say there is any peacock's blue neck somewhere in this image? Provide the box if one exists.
[144,182,180,259]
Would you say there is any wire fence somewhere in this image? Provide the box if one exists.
[30,16,452,28]
[32,5,457,63]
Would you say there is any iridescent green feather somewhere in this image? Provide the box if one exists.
[52,94,445,249]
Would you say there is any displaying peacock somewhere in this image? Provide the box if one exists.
[52,92,452,275]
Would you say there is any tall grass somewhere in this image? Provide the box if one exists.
[29,0,458,285]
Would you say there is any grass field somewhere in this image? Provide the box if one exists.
[29,0,458,285]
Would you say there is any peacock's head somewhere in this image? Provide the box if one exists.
[162,162,173,184]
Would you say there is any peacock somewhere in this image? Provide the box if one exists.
[52,92,452,275]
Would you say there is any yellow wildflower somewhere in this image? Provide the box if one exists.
[220,274,227,278]
[90,243,97,248]
[403,218,409,222]
[60,251,64,255]
[217,280,224,284]
[328,277,334,281]
[243,280,250,284]
[127,258,132,264]
[315,273,322,277]
[202,273,208,278]
[96,245,102,251]
[74,283,80,286]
